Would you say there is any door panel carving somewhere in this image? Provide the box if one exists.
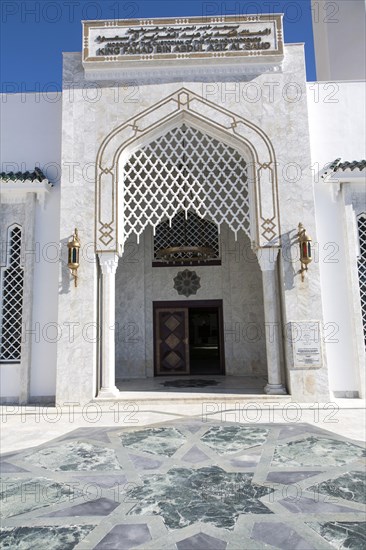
[155,308,190,375]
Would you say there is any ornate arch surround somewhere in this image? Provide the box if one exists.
[95,88,280,254]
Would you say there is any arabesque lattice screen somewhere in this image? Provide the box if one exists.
[357,213,366,346]
[154,210,220,260]
[123,125,250,243]
[0,225,24,362]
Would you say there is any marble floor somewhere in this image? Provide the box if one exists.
[1,420,365,549]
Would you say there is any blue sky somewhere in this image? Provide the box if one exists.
[1,0,316,92]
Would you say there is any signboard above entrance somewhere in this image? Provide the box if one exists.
[82,15,284,80]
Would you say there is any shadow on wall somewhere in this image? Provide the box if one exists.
[59,236,72,294]
[281,229,298,291]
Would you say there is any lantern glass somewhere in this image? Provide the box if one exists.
[302,242,307,259]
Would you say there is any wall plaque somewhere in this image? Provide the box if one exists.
[288,321,322,369]
[82,15,284,79]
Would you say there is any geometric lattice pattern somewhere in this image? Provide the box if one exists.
[0,225,24,362]
[154,210,219,260]
[123,125,249,242]
[357,213,366,346]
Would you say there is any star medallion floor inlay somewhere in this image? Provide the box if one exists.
[1,421,365,549]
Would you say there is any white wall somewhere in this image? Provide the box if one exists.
[307,81,366,394]
[0,93,62,399]
[312,0,366,81]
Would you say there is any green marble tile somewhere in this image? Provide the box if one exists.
[23,441,123,471]
[120,427,186,457]
[308,471,366,505]
[0,477,79,519]
[272,436,365,466]
[307,521,366,550]
[126,466,273,530]
[200,426,268,455]
[0,524,94,549]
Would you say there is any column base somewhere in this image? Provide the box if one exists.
[264,383,287,395]
[97,386,120,399]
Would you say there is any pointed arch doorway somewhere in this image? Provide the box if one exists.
[96,88,286,398]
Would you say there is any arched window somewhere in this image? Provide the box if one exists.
[0,225,24,362]
[357,213,366,345]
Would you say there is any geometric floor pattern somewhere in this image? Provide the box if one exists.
[1,420,365,549]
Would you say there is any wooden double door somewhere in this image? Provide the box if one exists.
[154,300,224,376]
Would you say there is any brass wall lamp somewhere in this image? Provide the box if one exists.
[298,223,312,282]
[67,228,81,287]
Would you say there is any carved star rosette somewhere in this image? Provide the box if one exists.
[173,269,201,298]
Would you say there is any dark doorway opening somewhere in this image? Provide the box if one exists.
[189,308,221,375]
[154,300,225,376]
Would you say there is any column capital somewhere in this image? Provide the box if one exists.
[98,252,119,275]
[256,247,279,272]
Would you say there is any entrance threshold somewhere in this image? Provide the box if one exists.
[113,375,290,403]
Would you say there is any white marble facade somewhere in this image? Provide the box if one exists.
[55,22,331,404]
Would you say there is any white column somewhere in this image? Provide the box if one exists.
[257,248,287,395]
[98,253,119,398]
[19,193,36,404]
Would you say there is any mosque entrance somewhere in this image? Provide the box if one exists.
[154,301,224,376]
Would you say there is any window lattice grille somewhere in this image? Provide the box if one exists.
[123,125,249,243]
[154,210,220,260]
[357,213,366,346]
[0,226,24,362]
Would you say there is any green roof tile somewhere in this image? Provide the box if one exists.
[332,159,366,172]
[0,167,52,185]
